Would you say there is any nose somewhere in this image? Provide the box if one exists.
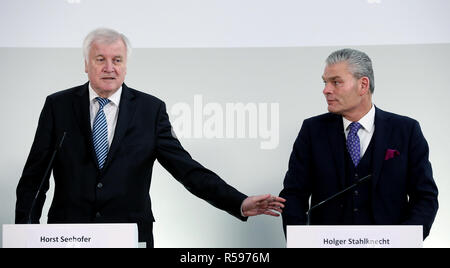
[323,82,332,95]
[103,60,115,73]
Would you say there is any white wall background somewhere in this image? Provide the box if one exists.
[0,0,449,247]
[1,0,450,48]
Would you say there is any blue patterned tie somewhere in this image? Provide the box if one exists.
[347,122,362,167]
[93,97,111,169]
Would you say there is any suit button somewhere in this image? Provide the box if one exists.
[97,182,103,189]
[354,173,359,178]
[353,208,359,212]
[354,190,359,196]
[96,212,101,218]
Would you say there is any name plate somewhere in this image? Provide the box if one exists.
[287,225,423,248]
[3,224,138,248]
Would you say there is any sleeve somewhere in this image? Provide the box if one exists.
[279,120,313,236]
[154,101,248,221]
[15,96,56,223]
[402,120,439,239]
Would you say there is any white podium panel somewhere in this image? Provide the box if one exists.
[287,225,423,248]
[2,224,138,248]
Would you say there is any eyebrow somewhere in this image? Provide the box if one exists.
[322,75,341,81]
[95,54,123,58]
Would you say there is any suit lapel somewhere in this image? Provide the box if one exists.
[103,83,137,170]
[72,82,99,168]
[371,107,392,189]
[327,113,346,188]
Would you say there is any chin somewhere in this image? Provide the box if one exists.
[101,83,120,92]
[327,106,342,115]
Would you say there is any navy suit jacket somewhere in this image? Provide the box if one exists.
[16,82,247,243]
[280,107,438,239]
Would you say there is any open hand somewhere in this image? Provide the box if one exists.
[241,194,286,217]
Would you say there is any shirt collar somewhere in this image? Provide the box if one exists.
[88,83,122,107]
[343,104,375,132]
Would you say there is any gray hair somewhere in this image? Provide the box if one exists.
[326,48,375,93]
[83,28,132,61]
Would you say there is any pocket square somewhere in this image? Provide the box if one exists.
[385,149,400,160]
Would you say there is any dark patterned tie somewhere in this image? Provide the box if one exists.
[92,97,111,169]
[347,122,362,167]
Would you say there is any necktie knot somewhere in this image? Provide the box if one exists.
[96,97,110,109]
[348,122,362,135]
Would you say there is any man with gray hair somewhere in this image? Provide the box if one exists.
[15,28,285,247]
[280,48,438,239]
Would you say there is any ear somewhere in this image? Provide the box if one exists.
[84,60,88,74]
[359,77,370,96]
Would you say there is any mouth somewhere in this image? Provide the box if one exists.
[101,77,116,80]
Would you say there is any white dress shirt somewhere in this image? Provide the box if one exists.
[89,84,122,147]
[343,104,375,158]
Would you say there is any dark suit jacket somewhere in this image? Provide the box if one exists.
[16,82,247,243]
[280,107,438,239]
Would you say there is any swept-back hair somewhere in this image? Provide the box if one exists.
[326,48,375,93]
